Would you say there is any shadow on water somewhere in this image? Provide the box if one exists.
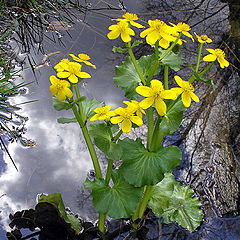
[1,0,240,239]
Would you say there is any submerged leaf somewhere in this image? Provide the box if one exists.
[84,170,142,218]
[118,138,182,187]
[38,193,81,233]
[149,173,203,232]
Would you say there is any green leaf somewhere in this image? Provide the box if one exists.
[38,193,81,233]
[84,170,142,218]
[57,117,77,124]
[82,98,104,121]
[88,123,122,160]
[131,40,143,48]
[113,55,161,99]
[52,96,71,111]
[149,173,203,232]
[118,138,182,187]
[159,49,183,71]
[112,46,127,53]
[159,100,185,135]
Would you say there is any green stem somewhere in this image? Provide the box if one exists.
[195,43,203,73]
[98,212,106,234]
[159,33,182,61]
[149,117,163,152]
[113,129,123,142]
[146,107,154,150]
[138,186,153,219]
[105,158,113,184]
[164,66,169,90]
[125,42,146,85]
[146,41,159,86]
[71,104,102,179]
[132,197,142,222]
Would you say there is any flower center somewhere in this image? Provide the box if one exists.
[183,82,194,92]
[201,35,208,41]
[56,83,63,90]
[215,49,225,57]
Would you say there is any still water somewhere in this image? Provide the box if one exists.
[0,0,240,239]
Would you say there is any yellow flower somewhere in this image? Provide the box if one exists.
[203,48,229,68]
[123,100,146,118]
[54,59,70,72]
[49,75,73,101]
[69,53,96,69]
[170,22,194,42]
[171,76,199,107]
[90,106,116,122]
[107,20,135,42]
[111,105,143,133]
[194,32,212,43]
[113,12,144,28]
[57,62,91,83]
[136,79,177,116]
[140,19,177,48]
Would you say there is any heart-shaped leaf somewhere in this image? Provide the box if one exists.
[118,138,182,187]
[113,55,161,99]
[88,123,122,160]
[149,173,203,232]
[159,100,185,135]
[159,49,183,71]
[84,170,142,218]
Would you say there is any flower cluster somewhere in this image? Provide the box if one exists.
[49,53,95,101]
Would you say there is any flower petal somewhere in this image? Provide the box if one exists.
[218,57,229,68]
[155,97,167,116]
[77,72,91,78]
[90,114,99,121]
[49,85,57,95]
[174,76,184,88]
[111,116,123,124]
[121,119,132,133]
[64,88,73,98]
[57,71,70,79]
[57,90,66,101]
[68,74,78,83]
[181,92,191,107]
[190,92,199,103]
[203,54,217,62]
[139,97,154,109]
[162,90,177,100]
[49,75,59,85]
[130,116,143,126]
[121,32,131,42]
[136,86,153,97]
[171,87,184,95]
[107,30,120,40]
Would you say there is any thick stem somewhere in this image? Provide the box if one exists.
[98,212,106,234]
[113,129,123,142]
[105,158,113,184]
[71,105,102,179]
[138,186,153,219]
[146,107,154,150]
[164,65,169,90]
[125,42,146,85]
[149,117,163,152]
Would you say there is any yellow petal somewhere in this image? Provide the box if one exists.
[181,92,191,107]
[206,48,216,54]
[139,97,154,109]
[171,87,184,95]
[64,88,73,98]
[49,85,57,95]
[203,54,217,62]
[162,90,177,100]
[159,38,170,49]
[130,21,145,28]
[190,92,199,103]
[146,31,159,45]
[107,30,120,40]
[174,76,184,88]
[77,72,91,78]
[68,74,78,83]
[49,75,59,85]
[136,86,153,97]
[121,32,131,43]
[111,116,123,124]
[121,119,132,133]
[90,114,99,121]
[155,97,167,116]
[57,72,70,79]
[61,80,70,87]
[218,57,229,68]
[140,28,153,38]
[151,79,163,92]
[57,91,66,101]
[130,116,143,126]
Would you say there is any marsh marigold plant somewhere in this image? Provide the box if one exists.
[48,12,230,236]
